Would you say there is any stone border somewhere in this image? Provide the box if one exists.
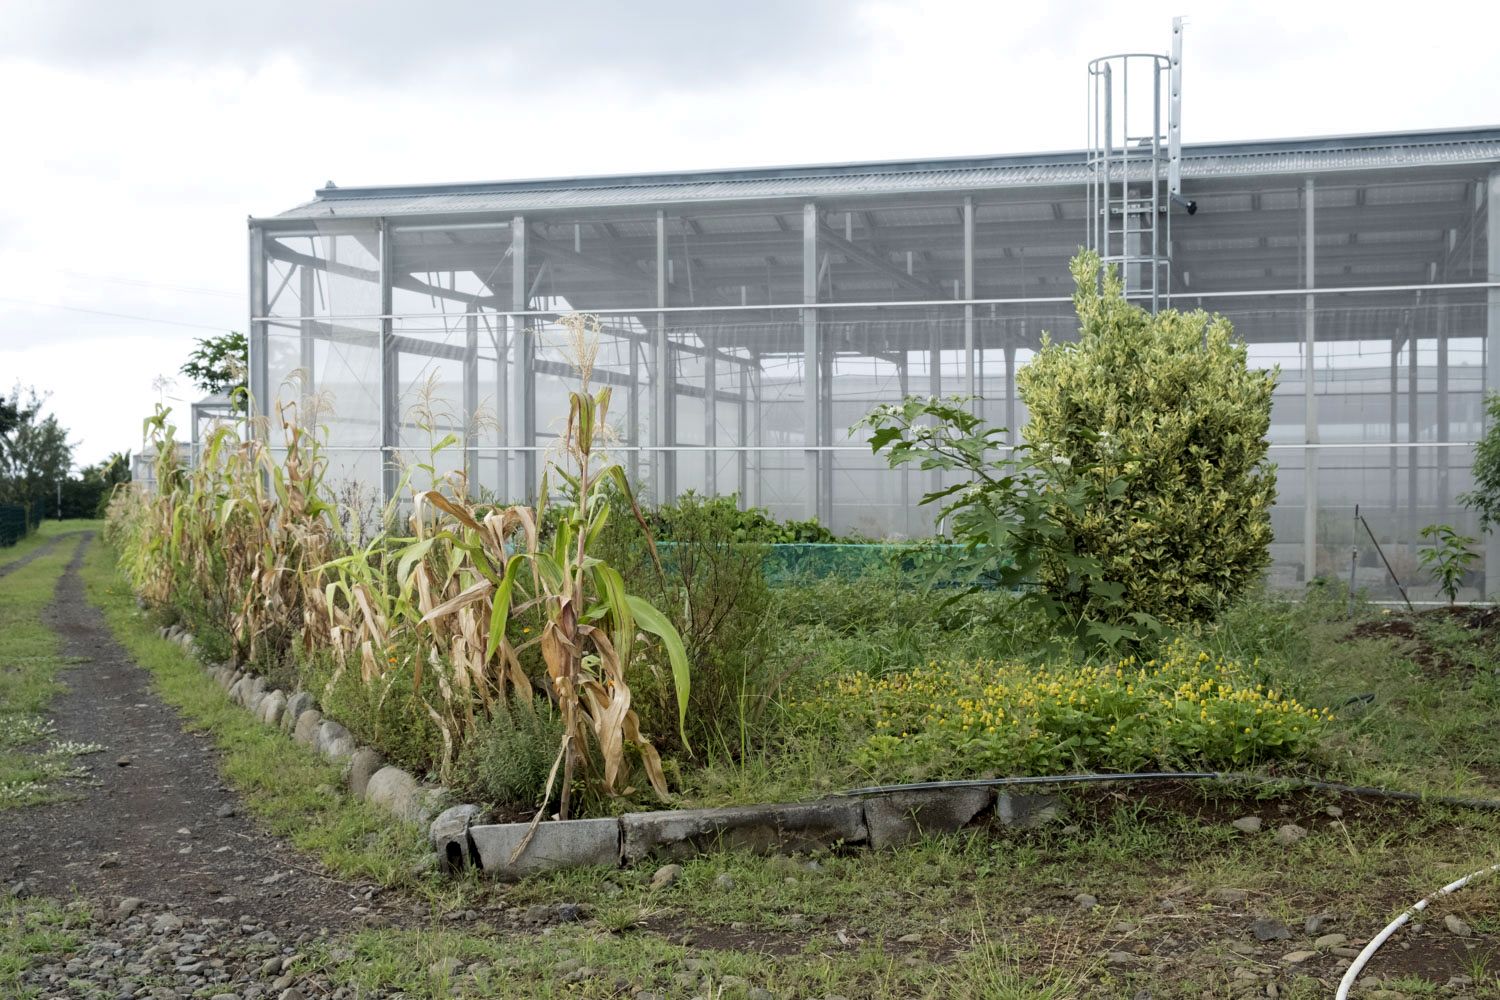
[155,625,1064,882]
[156,625,455,833]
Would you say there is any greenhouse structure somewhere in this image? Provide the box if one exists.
[247,125,1500,597]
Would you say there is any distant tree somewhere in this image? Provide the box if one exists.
[0,388,38,440]
[0,385,73,516]
[180,331,249,406]
[60,451,132,518]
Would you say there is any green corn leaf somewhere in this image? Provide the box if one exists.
[483,554,525,663]
[625,595,692,751]
[592,562,633,662]
[396,538,436,585]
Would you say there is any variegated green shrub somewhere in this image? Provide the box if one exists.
[1018,252,1278,624]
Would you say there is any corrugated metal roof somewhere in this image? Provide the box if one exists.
[266,127,1500,223]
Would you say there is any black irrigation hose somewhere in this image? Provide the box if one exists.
[835,770,1500,812]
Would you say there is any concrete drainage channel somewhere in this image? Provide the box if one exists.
[439,785,1062,880]
[159,624,1063,879]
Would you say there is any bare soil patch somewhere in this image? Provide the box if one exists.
[1349,605,1500,675]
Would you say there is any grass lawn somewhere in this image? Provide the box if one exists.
[1,524,1494,997]
[78,540,1500,997]
[0,522,102,809]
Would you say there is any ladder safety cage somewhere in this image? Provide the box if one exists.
[1086,18,1190,314]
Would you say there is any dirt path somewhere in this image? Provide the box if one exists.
[0,534,408,999]
[0,530,83,579]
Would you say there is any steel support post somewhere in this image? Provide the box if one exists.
[379,221,399,502]
[819,333,834,525]
[1389,336,1400,515]
[1004,341,1017,445]
[655,211,675,502]
[495,313,510,501]
[963,197,976,409]
[1486,169,1500,590]
[705,324,717,496]
[464,311,479,495]
[928,311,943,517]
[510,216,534,502]
[737,359,749,506]
[298,265,315,413]
[802,202,820,521]
[748,350,763,508]
[627,329,640,487]
[1408,310,1420,554]
[247,226,269,435]
[898,355,910,535]
[1302,179,1318,583]
[1437,307,1449,526]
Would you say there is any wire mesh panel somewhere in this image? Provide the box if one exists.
[248,147,1495,592]
[260,225,384,493]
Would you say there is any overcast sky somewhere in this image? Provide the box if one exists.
[1,0,1497,466]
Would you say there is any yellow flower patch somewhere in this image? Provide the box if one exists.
[793,639,1328,779]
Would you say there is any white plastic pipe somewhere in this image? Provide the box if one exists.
[1336,861,1500,999]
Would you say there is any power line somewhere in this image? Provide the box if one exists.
[58,270,240,299]
[0,297,231,333]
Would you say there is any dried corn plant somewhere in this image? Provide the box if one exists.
[114,392,339,667]
[413,313,691,817]
[116,405,186,605]
[110,322,689,817]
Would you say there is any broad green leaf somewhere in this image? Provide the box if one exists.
[626,595,692,751]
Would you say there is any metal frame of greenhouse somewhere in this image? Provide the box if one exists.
[246,125,1500,599]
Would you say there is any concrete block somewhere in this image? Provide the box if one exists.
[429,803,486,851]
[292,709,323,748]
[365,766,419,823]
[317,720,356,761]
[862,787,994,849]
[620,799,868,863]
[347,747,384,799]
[469,818,621,878]
[996,791,1063,829]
